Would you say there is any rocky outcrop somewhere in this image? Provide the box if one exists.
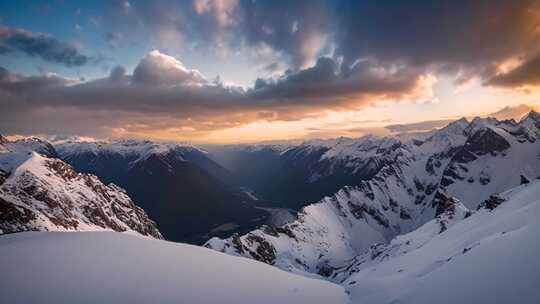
[0,139,162,238]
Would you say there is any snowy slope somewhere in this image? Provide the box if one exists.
[0,231,348,304]
[56,139,202,164]
[206,111,540,276]
[337,180,540,304]
[0,137,162,238]
[205,119,469,274]
[440,115,540,207]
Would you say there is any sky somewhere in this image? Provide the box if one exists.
[1,0,540,143]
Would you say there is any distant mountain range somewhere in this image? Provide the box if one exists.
[205,111,540,276]
[1,112,539,303]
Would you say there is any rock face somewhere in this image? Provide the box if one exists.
[205,112,540,276]
[0,137,162,238]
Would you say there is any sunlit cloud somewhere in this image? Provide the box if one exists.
[1,1,540,143]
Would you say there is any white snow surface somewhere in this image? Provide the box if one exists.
[55,139,203,164]
[339,180,540,304]
[0,231,348,304]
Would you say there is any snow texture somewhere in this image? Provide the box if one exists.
[0,231,348,304]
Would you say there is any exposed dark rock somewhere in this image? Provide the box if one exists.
[440,176,454,187]
[507,126,536,143]
[244,234,276,265]
[432,191,459,217]
[0,157,162,239]
[0,169,8,185]
[464,128,511,157]
[347,202,389,228]
[0,197,38,233]
[479,175,491,185]
[452,149,477,163]
[425,183,437,195]
[261,225,297,240]
[399,208,411,219]
[231,234,245,254]
[317,264,335,277]
[477,195,505,211]
[414,178,425,191]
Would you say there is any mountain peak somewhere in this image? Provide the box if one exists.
[0,148,163,238]
[521,109,540,123]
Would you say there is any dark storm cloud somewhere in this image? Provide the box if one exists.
[0,26,91,67]
[239,0,332,68]
[0,49,433,136]
[104,0,540,85]
[250,57,429,105]
[335,0,540,82]
[3,0,540,137]
[0,66,73,92]
[109,65,127,82]
[0,50,430,113]
[487,52,540,88]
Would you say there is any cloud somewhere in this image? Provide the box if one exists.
[487,52,540,89]
[487,104,540,121]
[0,66,76,92]
[103,31,124,48]
[335,0,540,85]
[109,65,127,82]
[385,119,454,133]
[193,0,239,28]
[132,50,207,86]
[4,1,540,140]
[96,0,540,88]
[0,26,91,67]
[0,49,435,138]
[250,57,436,109]
[96,1,330,68]
[239,0,332,68]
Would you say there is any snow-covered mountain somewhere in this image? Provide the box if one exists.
[3,159,538,304]
[206,112,540,276]
[206,136,408,209]
[333,180,540,304]
[0,231,348,304]
[55,139,267,243]
[2,112,539,303]
[0,136,162,238]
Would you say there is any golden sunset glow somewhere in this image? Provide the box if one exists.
[1,1,540,143]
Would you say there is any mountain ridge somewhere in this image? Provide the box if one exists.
[0,138,162,238]
[205,111,540,277]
